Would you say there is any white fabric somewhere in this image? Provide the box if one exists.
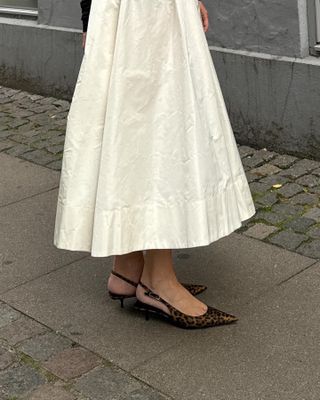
[53,0,256,257]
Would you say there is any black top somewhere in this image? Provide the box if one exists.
[80,0,92,32]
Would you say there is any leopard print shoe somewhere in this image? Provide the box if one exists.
[181,283,207,296]
[134,281,238,329]
[108,271,207,308]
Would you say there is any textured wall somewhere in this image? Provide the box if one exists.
[203,0,309,57]
[0,20,82,98]
[37,0,308,58]
[38,0,80,29]
[211,48,320,159]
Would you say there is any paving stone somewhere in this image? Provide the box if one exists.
[27,94,44,101]
[255,148,278,160]
[276,182,304,198]
[7,118,29,129]
[18,332,73,362]
[43,347,102,380]
[255,191,279,207]
[28,114,52,125]
[21,149,59,166]
[0,139,16,151]
[282,217,316,233]
[248,181,270,194]
[242,154,265,168]
[13,109,35,118]
[5,88,20,97]
[269,154,298,168]
[289,192,319,206]
[75,365,154,400]
[307,225,320,239]
[0,303,21,328]
[38,96,59,106]
[26,384,75,400]
[0,364,45,398]
[238,145,256,158]
[32,105,58,114]
[0,97,13,105]
[5,143,33,157]
[123,388,169,399]
[296,239,320,259]
[46,160,62,171]
[31,139,51,150]
[277,165,309,179]
[0,116,13,124]
[48,135,65,146]
[250,163,281,177]
[302,207,320,222]
[10,91,29,101]
[271,203,305,217]
[245,171,260,183]
[312,168,320,177]
[243,223,278,240]
[0,315,48,346]
[53,99,70,109]
[0,130,11,139]
[0,345,16,370]
[296,174,320,188]
[267,230,308,251]
[258,174,289,188]
[51,111,69,120]
[15,128,40,138]
[16,122,40,134]
[309,185,320,194]
[10,133,40,145]
[294,158,320,171]
[47,144,64,154]
[252,210,289,225]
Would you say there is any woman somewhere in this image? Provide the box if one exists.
[54,0,256,329]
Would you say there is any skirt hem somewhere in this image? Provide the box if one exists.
[54,205,255,257]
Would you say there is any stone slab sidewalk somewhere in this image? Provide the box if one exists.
[0,153,319,399]
[1,85,320,399]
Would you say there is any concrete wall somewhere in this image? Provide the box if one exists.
[0,18,82,98]
[211,48,320,160]
[37,0,80,29]
[204,0,309,57]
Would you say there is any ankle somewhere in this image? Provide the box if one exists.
[113,252,144,274]
[140,273,179,292]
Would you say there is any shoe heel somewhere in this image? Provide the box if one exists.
[108,292,126,308]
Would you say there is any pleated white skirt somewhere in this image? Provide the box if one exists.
[53,0,256,257]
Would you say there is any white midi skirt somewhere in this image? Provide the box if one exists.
[53,0,256,257]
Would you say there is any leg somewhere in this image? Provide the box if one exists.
[107,250,144,296]
[136,249,208,316]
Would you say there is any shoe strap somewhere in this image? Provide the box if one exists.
[139,280,171,308]
[110,270,138,288]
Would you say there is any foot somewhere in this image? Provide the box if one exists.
[136,277,208,317]
[107,251,144,296]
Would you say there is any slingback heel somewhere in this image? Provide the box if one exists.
[108,271,208,308]
[134,281,238,329]
[107,270,138,308]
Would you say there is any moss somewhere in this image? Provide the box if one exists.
[18,353,58,383]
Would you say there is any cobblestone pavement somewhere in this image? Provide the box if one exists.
[0,301,169,400]
[1,84,320,260]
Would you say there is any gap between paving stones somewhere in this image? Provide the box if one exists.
[0,186,59,209]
